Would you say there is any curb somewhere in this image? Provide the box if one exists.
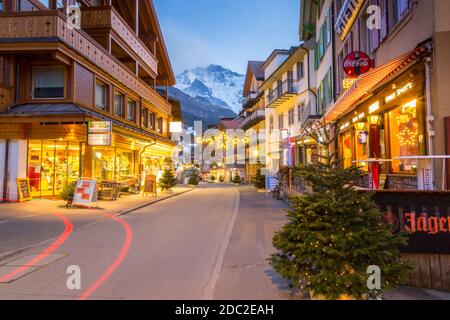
[0,188,195,263]
[114,188,195,217]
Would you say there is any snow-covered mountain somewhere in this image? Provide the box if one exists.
[175,65,245,114]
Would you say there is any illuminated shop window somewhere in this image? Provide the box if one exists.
[389,100,420,173]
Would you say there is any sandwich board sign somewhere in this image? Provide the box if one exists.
[72,178,98,208]
[17,178,32,202]
[144,175,157,197]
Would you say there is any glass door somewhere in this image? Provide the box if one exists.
[40,141,56,197]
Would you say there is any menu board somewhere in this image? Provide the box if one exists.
[17,178,32,202]
[144,175,157,197]
[72,178,98,208]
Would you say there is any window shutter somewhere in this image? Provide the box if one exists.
[370,0,380,51]
[380,0,388,41]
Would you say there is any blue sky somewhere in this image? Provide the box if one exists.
[153,0,300,75]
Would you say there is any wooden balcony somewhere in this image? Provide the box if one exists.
[0,10,171,115]
[81,6,158,77]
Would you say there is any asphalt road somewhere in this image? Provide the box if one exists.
[0,184,288,300]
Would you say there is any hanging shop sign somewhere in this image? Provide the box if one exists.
[88,121,112,134]
[373,191,450,254]
[16,178,32,202]
[72,178,98,208]
[87,121,112,146]
[88,134,112,146]
[343,51,372,78]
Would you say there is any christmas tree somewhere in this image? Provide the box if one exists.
[254,167,266,189]
[188,170,199,186]
[232,172,241,184]
[158,167,177,191]
[270,121,411,300]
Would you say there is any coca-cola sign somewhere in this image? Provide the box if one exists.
[343,51,372,78]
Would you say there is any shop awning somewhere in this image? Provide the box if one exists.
[2,103,175,146]
[324,44,429,123]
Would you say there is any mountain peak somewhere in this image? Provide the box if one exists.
[175,64,245,114]
[205,64,227,72]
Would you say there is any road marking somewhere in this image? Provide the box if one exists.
[202,188,240,300]
[78,213,133,300]
[0,213,73,283]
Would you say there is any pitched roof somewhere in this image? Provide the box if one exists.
[248,61,265,81]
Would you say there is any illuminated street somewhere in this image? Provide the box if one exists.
[0,185,291,300]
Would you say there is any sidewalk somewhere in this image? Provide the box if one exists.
[213,186,304,300]
[0,186,193,258]
[213,186,450,300]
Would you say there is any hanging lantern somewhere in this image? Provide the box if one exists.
[368,115,382,126]
[354,122,366,132]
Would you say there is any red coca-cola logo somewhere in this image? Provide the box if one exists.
[343,51,372,78]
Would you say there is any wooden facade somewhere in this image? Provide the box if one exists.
[0,0,175,140]
[0,0,177,200]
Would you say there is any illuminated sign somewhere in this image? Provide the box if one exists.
[352,112,366,123]
[368,101,380,114]
[88,121,112,133]
[385,82,413,103]
[342,78,356,89]
[88,134,112,146]
[340,122,350,131]
[343,51,371,78]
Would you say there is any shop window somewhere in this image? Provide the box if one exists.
[150,112,156,130]
[95,81,107,111]
[127,100,136,122]
[33,66,65,99]
[114,92,124,117]
[93,147,115,181]
[341,131,353,169]
[116,149,134,178]
[28,140,81,198]
[142,108,149,128]
[389,100,421,173]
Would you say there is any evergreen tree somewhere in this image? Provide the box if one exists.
[188,170,199,186]
[270,122,411,299]
[210,175,216,182]
[232,172,241,184]
[158,167,177,191]
[254,167,266,189]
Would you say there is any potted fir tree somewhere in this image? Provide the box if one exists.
[254,167,266,192]
[188,170,200,187]
[270,121,411,300]
[210,175,216,183]
[232,172,241,185]
[158,167,177,194]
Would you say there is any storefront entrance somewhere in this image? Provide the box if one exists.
[27,140,83,197]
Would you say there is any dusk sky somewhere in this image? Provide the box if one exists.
[153,0,300,75]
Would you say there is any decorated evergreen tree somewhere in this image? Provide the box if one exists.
[188,170,199,186]
[232,172,241,184]
[158,167,177,191]
[270,122,411,300]
[254,167,266,189]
